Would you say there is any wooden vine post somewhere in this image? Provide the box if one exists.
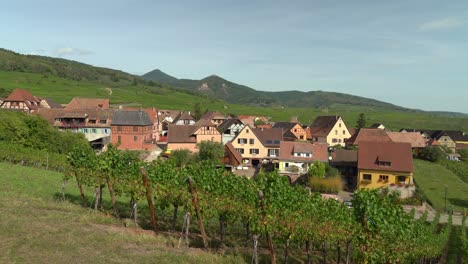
[259,190,276,264]
[141,166,157,233]
[188,177,209,249]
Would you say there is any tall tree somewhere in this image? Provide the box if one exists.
[356,113,366,129]
[196,140,224,162]
[193,102,203,121]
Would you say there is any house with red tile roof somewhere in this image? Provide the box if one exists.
[278,141,328,174]
[346,128,392,147]
[231,125,283,167]
[1,89,43,113]
[200,111,227,125]
[386,131,426,154]
[272,122,308,141]
[357,141,413,189]
[173,111,195,125]
[167,119,222,152]
[309,116,351,147]
[238,115,269,127]
[65,98,109,110]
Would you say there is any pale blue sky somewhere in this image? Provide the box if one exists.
[1,0,468,113]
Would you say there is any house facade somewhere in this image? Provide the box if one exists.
[309,116,351,147]
[167,119,222,152]
[357,142,414,189]
[111,110,154,150]
[278,141,328,174]
[173,112,195,125]
[200,111,227,126]
[1,89,43,113]
[217,118,245,145]
[346,128,393,147]
[231,126,283,166]
[272,122,308,141]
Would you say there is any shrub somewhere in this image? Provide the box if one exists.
[325,163,341,177]
[308,175,342,194]
[308,161,326,178]
[421,146,445,162]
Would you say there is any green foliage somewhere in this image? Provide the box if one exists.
[168,149,192,168]
[308,161,326,178]
[195,140,224,162]
[325,163,341,177]
[421,146,446,162]
[308,176,342,194]
[356,112,366,129]
[192,102,203,121]
[0,142,68,171]
[458,149,468,160]
[438,159,468,184]
[253,118,266,127]
[0,110,88,154]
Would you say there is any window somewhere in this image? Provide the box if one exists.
[294,129,297,132]
[133,126,138,132]
[378,161,391,167]
[134,136,138,141]
[398,176,406,183]
[363,174,372,180]
[268,149,279,157]
[92,128,97,133]
[99,119,107,124]
[117,126,122,132]
[236,148,244,154]
[89,119,96,124]
[83,128,88,133]
[339,123,342,128]
[343,130,345,135]
[285,162,289,168]
[332,138,338,143]
[379,175,389,181]
[335,130,338,135]
[300,135,304,140]
[246,129,249,134]
[118,136,121,143]
[250,149,259,155]
[225,129,231,135]
[238,138,247,144]
[104,129,109,134]
[249,138,255,144]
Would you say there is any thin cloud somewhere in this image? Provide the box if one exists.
[419,17,464,31]
[54,47,92,57]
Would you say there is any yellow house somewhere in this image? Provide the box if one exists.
[231,125,283,167]
[272,122,308,141]
[357,141,414,189]
[309,116,351,147]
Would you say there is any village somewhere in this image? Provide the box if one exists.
[2,88,467,201]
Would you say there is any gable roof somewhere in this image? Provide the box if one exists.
[201,111,226,121]
[444,130,468,142]
[217,118,244,133]
[369,123,385,129]
[358,141,413,173]
[272,122,298,130]
[111,110,152,126]
[252,127,283,147]
[225,141,243,164]
[309,116,343,137]
[387,132,426,148]
[173,112,194,123]
[279,141,328,162]
[42,98,63,108]
[4,89,41,102]
[346,128,392,146]
[36,108,113,127]
[238,115,268,127]
[65,98,109,110]
[167,124,197,143]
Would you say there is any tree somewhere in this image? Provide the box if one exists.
[308,161,326,178]
[421,146,445,162]
[356,113,366,129]
[193,102,203,121]
[169,149,192,168]
[196,140,224,162]
[254,118,266,127]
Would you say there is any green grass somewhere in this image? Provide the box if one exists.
[413,159,468,212]
[0,162,246,263]
[1,71,468,131]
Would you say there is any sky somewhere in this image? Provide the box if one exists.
[1,0,468,113]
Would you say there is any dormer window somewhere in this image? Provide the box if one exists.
[377,161,391,167]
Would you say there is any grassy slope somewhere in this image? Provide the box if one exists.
[0,163,244,263]
[1,71,468,131]
[413,159,468,212]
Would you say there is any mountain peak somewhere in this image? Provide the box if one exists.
[141,69,178,83]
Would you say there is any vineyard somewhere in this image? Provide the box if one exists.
[62,144,462,263]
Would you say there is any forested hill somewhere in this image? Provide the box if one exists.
[142,69,406,110]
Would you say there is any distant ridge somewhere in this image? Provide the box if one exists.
[142,69,406,110]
